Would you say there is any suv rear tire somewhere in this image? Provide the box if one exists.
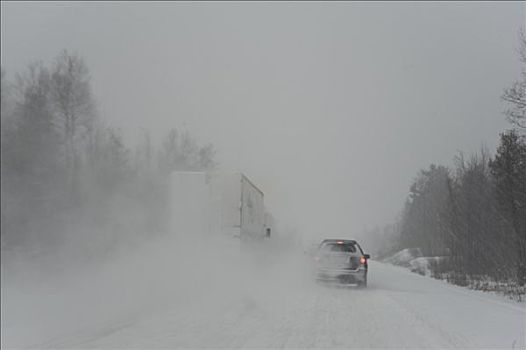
[358,274,367,288]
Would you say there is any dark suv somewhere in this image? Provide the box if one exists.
[314,239,370,287]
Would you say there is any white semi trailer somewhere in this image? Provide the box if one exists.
[169,171,270,242]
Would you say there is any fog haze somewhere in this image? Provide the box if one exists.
[2,1,524,240]
[3,3,526,349]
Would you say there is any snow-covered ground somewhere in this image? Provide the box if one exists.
[2,238,525,349]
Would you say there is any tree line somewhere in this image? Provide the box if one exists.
[369,31,526,289]
[396,138,525,286]
[1,50,216,262]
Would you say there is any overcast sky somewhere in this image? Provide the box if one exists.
[2,2,525,242]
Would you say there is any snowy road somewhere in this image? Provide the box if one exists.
[11,255,524,350]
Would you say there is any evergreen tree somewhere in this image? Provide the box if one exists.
[490,130,526,285]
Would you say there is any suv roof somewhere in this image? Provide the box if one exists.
[320,239,357,244]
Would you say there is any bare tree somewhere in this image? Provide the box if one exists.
[1,63,64,246]
[50,50,95,199]
[1,68,9,120]
[198,143,217,171]
[502,29,526,131]
[158,127,217,173]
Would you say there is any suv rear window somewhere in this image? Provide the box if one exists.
[320,243,357,253]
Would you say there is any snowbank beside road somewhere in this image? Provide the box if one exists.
[383,248,526,302]
[382,248,440,276]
